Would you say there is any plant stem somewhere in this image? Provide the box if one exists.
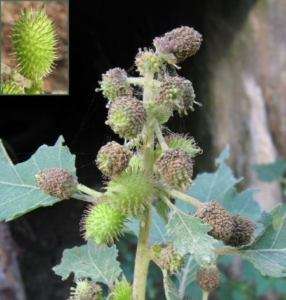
[154,121,169,151]
[132,206,152,300]
[72,193,98,204]
[127,77,144,86]
[132,72,154,300]
[202,290,209,300]
[214,246,240,256]
[169,189,202,208]
[76,184,103,199]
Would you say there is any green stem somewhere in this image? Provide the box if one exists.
[76,184,103,199]
[202,290,209,300]
[214,246,240,256]
[132,206,152,300]
[132,72,154,300]
[72,193,98,204]
[169,189,202,208]
[127,77,144,86]
[154,121,169,151]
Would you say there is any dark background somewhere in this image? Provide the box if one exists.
[0,1,256,299]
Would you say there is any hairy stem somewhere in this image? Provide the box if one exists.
[76,184,103,199]
[169,189,202,208]
[154,121,169,151]
[132,207,152,300]
[132,73,154,300]
[127,77,144,86]
[72,193,98,204]
[202,290,209,300]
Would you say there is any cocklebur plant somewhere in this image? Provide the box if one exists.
[0,26,286,300]
[0,8,57,95]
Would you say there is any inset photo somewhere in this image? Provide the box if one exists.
[0,0,69,95]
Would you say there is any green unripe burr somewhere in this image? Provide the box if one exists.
[83,203,126,244]
[111,280,132,300]
[12,9,57,81]
[70,279,103,300]
[0,81,24,95]
[105,170,155,216]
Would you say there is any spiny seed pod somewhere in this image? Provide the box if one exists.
[99,68,133,101]
[152,244,183,274]
[155,76,195,115]
[70,279,103,300]
[106,96,146,140]
[195,201,234,242]
[127,155,144,172]
[146,99,173,125]
[35,168,77,200]
[226,215,256,247]
[96,142,132,178]
[153,26,202,63]
[105,170,154,216]
[135,49,164,75]
[12,9,57,81]
[165,133,202,158]
[156,149,193,190]
[196,266,220,292]
[111,280,132,300]
[0,81,24,95]
[83,203,126,245]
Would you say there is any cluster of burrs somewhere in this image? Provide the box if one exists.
[35,26,256,298]
[1,9,57,95]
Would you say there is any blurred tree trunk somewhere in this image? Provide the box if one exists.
[0,223,25,300]
[205,0,286,210]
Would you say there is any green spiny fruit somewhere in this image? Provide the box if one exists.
[156,149,193,190]
[135,49,164,75]
[12,9,57,81]
[111,280,132,300]
[0,81,24,95]
[165,133,202,158]
[69,279,103,300]
[105,169,154,216]
[153,26,202,63]
[196,266,220,292]
[155,76,195,115]
[127,154,144,171]
[83,202,126,244]
[35,168,77,200]
[96,141,132,178]
[152,244,183,274]
[99,68,133,101]
[146,98,173,125]
[195,201,234,243]
[106,96,146,140]
[226,215,256,247]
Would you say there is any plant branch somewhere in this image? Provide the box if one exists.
[154,121,169,151]
[132,72,154,300]
[127,77,144,86]
[76,184,103,199]
[202,290,209,300]
[72,193,98,204]
[214,246,240,256]
[169,189,202,209]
